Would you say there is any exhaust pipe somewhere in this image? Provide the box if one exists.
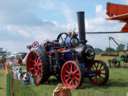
[77,11,86,44]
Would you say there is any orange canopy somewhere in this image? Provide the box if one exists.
[106,2,128,32]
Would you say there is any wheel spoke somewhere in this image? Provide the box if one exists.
[69,80,73,85]
[67,64,70,71]
[65,78,71,83]
[75,72,80,77]
[95,63,99,70]
[100,72,105,75]
[70,64,73,72]
[64,73,70,78]
[100,74,106,78]
[74,80,79,85]
[65,70,70,74]
[73,69,79,74]
[99,63,103,70]
[74,75,80,81]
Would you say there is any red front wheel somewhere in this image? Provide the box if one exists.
[61,61,82,89]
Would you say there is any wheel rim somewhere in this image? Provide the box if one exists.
[61,61,81,89]
[27,51,42,85]
[90,61,107,85]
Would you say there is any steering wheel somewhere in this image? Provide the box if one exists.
[57,32,69,47]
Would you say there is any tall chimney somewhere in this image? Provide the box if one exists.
[77,11,86,44]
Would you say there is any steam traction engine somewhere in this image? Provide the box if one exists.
[26,12,109,89]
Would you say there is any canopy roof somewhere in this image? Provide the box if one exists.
[106,2,128,32]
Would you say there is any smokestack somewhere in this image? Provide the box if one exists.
[77,11,86,44]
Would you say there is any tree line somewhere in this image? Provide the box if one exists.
[95,43,126,54]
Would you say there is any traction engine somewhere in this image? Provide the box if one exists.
[25,12,109,89]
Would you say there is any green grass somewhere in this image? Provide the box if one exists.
[13,68,128,96]
[6,71,13,96]
[0,70,6,96]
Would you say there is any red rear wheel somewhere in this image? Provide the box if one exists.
[61,61,82,89]
[27,51,42,85]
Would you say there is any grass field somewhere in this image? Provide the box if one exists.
[1,54,128,96]
[0,70,6,96]
[13,68,128,96]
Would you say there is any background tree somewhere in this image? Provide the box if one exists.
[94,48,103,54]
[116,44,125,51]
[105,47,115,52]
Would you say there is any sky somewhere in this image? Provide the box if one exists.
[0,0,128,52]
